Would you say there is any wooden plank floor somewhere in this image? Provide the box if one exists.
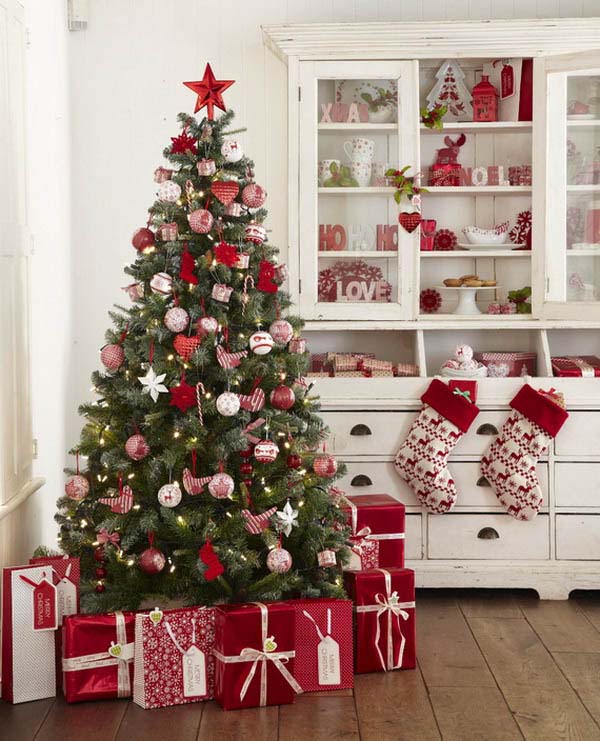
[3,589,600,741]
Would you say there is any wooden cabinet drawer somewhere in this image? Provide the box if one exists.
[556,515,600,559]
[555,464,600,507]
[451,461,548,509]
[405,514,423,560]
[452,411,510,457]
[555,412,600,456]
[321,412,413,456]
[428,514,549,560]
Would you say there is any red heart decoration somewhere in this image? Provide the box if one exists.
[399,212,422,233]
[211,180,239,206]
[173,334,200,361]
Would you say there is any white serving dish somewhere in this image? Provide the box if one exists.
[457,242,524,251]
[463,225,509,245]
[440,365,488,378]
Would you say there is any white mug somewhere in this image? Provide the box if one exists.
[371,161,394,186]
[350,160,372,187]
[318,159,341,185]
[343,137,375,162]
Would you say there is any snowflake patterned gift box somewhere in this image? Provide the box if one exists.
[62,610,136,703]
[213,601,302,710]
[133,606,215,709]
[344,568,416,674]
[1,564,58,703]
[341,494,406,571]
[285,598,354,693]
[473,351,537,378]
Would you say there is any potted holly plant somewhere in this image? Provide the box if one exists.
[508,286,532,314]
[361,87,396,123]
[323,162,359,188]
[420,104,448,130]
[385,166,427,204]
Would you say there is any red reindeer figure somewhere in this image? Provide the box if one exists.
[430,134,466,186]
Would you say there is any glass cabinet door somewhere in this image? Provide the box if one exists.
[539,51,600,319]
[298,60,419,320]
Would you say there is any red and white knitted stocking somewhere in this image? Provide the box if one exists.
[481,385,568,520]
[394,379,479,513]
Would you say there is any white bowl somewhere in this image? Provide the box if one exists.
[463,226,508,245]
[440,365,488,378]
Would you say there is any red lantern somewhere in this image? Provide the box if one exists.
[471,75,499,123]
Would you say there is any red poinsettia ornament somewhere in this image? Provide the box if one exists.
[170,128,197,155]
[214,241,238,267]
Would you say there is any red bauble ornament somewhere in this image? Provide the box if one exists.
[132,227,155,253]
[94,547,105,562]
[101,344,125,370]
[197,315,219,337]
[240,462,253,476]
[313,454,338,478]
[183,63,235,119]
[208,472,235,499]
[242,478,253,488]
[240,444,254,459]
[95,567,107,579]
[95,583,106,594]
[139,547,166,574]
[242,183,266,209]
[287,454,302,469]
[254,440,279,464]
[188,208,214,234]
[65,474,89,500]
[269,319,294,345]
[267,547,292,574]
[125,434,150,461]
[270,384,296,411]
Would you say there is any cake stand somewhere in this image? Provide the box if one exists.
[436,285,500,315]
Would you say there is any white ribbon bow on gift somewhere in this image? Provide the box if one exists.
[343,496,405,543]
[62,610,133,697]
[213,601,303,706]
[355,569,415,672]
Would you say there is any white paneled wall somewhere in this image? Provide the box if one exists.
[29,0,600,545]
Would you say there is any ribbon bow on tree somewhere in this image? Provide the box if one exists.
[97,528,120,547]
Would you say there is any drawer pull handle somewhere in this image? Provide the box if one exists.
[477,527,500,540]
[350,424,372,436]
[350,474,373,487]
[476,423,499,436]
[476,476,491,487]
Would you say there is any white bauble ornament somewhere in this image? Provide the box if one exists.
[208,472,235,499]
[249,331,274,356]
[221,139,244,163]
[164,307,189,333]
[188,209,214,234]
[65,475,89,501]
[267,547,292,574]
[454,344,473,363]
[158,180,182,203]
[157,482,182,508]
[125,434,150,461]
[150,272,173,295]
[313,454,338,479]
[269,319,294,345]
[197,315,219,337]
[254,439,279,464]
[216,391,240,416]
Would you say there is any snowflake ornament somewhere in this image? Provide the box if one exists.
[275,499,299,537]
[138,366,169,402]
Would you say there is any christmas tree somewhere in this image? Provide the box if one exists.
[426,59,473,121]
[51,65,349,611]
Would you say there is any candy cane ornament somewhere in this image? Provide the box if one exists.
[241,275,254,315]
[195,382,206,425]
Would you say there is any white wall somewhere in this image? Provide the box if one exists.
[30,0,600,545]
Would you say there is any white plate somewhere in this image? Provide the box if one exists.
[457,243,524,251]
[436,285,500,290]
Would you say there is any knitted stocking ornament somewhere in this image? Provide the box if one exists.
[394,379,479,513]
[481,385,568,521]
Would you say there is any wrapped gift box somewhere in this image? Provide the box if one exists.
[62,611,136,703]
[286,598,354,692]
[133,606,215,709]
[396,363,420,377]
[1,564,57,703]
[473,351,537,377]
[214,602,301,710]
[552,355,600,377]
[345,568,416,674]
[341,494,405,570]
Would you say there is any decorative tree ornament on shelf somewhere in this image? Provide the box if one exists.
[313,450,338,478]
[242,183,266,209]
[214,241,238,266]
[211,180,239,206]
[241,506,277,534]
[426,59,473,120]
[138,366,168,403]
[131,227,155,253]
[317,549,337,568]
[267,545,292,574]
[197,158,216,176]
[257,260,278,293]
[197,315,219,338]
[99,477,134,514]
[101,343,125,371]
[125,433,150,461]
[249,331,274,355]
[276,499,299,537]
[286,453,302,470]
[244,222,266,245]
[65,468,89,501]
[221,139,243,163]
[420,288,442,314]
[270,384,295,411]
[179,244,199,285]
[183,63,234,119]
[154,166,173,183]
[169,377,197,412]
[150,272,173,296]
[208,470,235,499]
[139,532,166,574]
[157,179,181,203]
[254,439,279,464]
[398,212,422,234]
[269,318,294,346]
[164,306,189,333]
[173,333,200,361]
[188,208,214,234]
[216,391,240,416]
[199,539,224,580]
[170,129,197,155]
[157,482,182,508]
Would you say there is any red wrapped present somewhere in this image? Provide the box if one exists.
[213,602,302,710]
[286,598,353,692]
[133,606,215,709]
[345,568,416,674]
[473,351,537,378]
[552,356,600,377]
[2,564,57,703]
[342,494,405,570]
[333,354,359,372]
[429,164,462,186]
[62,610,135,703]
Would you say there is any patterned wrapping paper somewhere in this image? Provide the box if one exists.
[333,354,359,372]
[1,565,57,704]
[133,606,216,709]
[341,494,405,570]
[552,356,600,377]
[344,568,416,674]
[286,598,354,692]
[473,351,537,377]
[359,357,394,373]
[396,363,420,377]
[62,611,136,703]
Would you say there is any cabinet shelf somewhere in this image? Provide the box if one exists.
[420,250,531,258]
[567,185,600,193]
[567,118,600,127]
[318,122,396,131]
[318,251,397,258]
[420,121,532,134]
[318,187,394,195]
[568,249,600,256]
[426,186,532,195]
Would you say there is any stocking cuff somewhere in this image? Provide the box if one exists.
[421,379,479,433]
[510,383,569,437]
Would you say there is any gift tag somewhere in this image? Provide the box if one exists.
[149,606,163,625]
[56,575,77,625]
[317,634,341,686]
[182,645,206,697]
[501,62,515,99]
[32,578,58,631]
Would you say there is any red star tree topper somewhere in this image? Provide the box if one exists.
[183,63,235,120]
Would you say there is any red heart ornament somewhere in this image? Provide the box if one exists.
[399,212,422,233]
[173,334,201,361]
[211,180,239,206]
